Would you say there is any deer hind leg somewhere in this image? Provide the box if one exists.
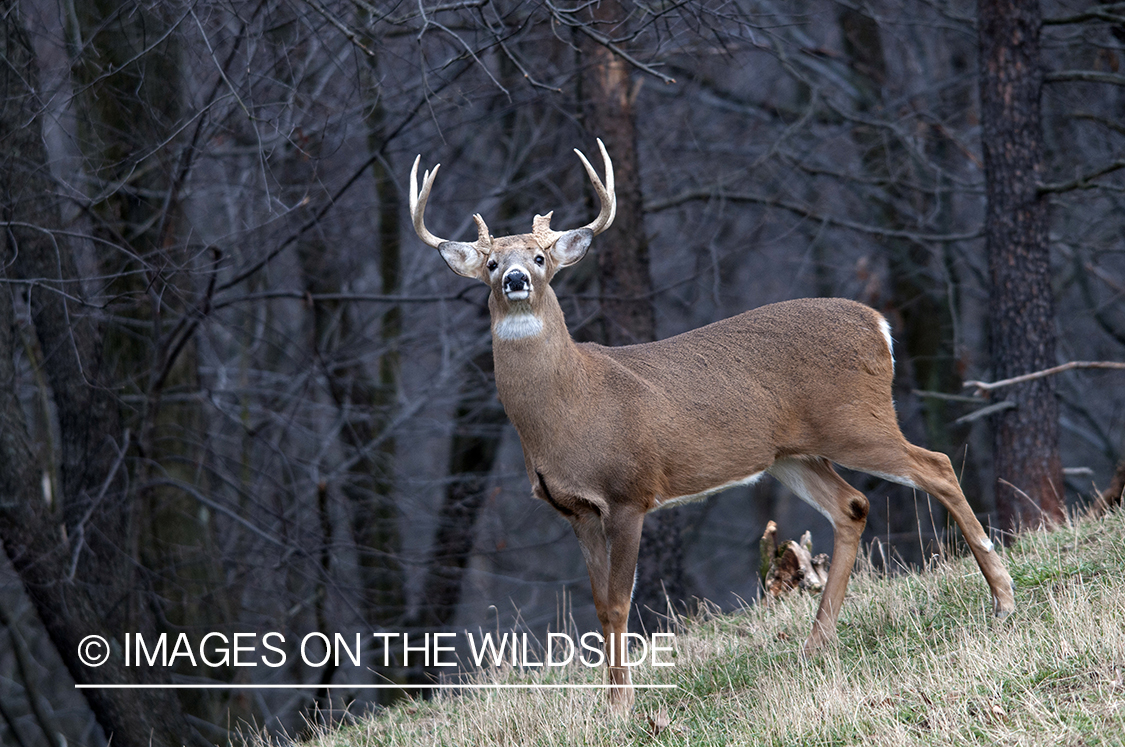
[833,437,1015,618]
[767,456,869,655]
[570,506,644,713]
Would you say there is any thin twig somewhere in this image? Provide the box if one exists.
[998,478,1046,518]
[953,400,1016,425]
[66,430,132,582]
[912,389,987,404]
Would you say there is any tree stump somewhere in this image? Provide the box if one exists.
[759,521,830,600]
[1093,459,1125,515]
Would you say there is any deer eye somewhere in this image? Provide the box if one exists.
[487,259,498,271]
[534,255,545,266]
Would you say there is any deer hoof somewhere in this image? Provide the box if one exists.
[993,587,1016,619]
[607,686,634,715]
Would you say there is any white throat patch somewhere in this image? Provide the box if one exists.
[494,312,544,341]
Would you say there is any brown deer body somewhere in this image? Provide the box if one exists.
[410,142,1015,711]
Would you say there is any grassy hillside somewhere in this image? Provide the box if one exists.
[285,509,1125,746]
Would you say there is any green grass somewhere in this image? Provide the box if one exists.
[272,509,1125,746]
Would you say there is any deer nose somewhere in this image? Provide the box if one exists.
[503,269,529,297]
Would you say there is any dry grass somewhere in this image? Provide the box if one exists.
[271,509,1125,746]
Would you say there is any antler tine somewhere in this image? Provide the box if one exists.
[531,211,563,249]
[573,137,616,236]
[472,213,493,253]
[410,155,448,248]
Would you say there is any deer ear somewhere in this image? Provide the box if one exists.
[551,228,593,269]
[439,241,487,279]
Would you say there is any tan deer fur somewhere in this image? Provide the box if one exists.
[410,142,1016,712]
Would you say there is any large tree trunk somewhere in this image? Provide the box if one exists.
[578,0,688,633]
[977,0,1065,529]
[0,5,201,745]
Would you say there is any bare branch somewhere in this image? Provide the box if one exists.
[1073,112,1125,137]
[1038,159,1125,194]
[1045,70,1125,86]
[964,361,1125,394]
[544,0,676,84]
[646,188,983,243]
[303,0,375,55]
[210,289,477,311]
[1043,4,1125,25]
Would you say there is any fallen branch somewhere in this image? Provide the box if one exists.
[963,361,1125,395]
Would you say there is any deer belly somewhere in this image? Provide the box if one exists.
[653,471,767,511]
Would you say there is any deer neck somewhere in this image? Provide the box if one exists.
[489,286,587,428]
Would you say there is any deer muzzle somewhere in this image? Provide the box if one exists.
[503,268,530,301]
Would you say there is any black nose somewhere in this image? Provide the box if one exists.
[504,270,528,292]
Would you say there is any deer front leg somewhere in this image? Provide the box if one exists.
[601,506,645,712]
[570,510,610,631]
[572,506,644,713]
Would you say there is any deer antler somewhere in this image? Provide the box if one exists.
[532,138,616,249]
[410,155,492,253]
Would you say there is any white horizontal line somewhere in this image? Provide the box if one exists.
[76,683,677,690]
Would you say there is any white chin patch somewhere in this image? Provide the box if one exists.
[494,313,543,340]
[505,289,530,301]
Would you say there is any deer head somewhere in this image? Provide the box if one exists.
[409,140,616,327]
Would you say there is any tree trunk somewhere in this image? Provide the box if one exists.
[978,0,1065,529]
[578,0,688,633]
[0,5,201,745]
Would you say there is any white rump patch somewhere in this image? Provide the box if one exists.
[654,471,766,510]
[494,313,543,340]
[878,315,895,374]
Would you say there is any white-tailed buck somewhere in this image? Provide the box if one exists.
[410,141,1015,711]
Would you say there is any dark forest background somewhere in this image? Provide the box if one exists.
[1,0,1123,745]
